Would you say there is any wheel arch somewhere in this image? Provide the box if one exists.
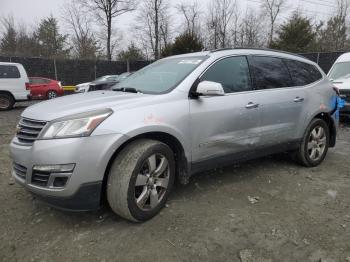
[101,131,190,205]
[313,112,337,147]
[0,90,15,101]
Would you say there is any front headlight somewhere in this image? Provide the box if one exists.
[39,109,113,139]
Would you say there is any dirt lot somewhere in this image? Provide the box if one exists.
[0,102,350,262]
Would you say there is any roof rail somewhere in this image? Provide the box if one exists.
[210,47,305,59]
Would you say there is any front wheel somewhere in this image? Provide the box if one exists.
[295,118,329,167]
[107,139,175,222]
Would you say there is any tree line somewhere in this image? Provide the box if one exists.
[1,0,349,61]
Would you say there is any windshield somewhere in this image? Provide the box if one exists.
[113,56,207,94]
[328,62,350,80]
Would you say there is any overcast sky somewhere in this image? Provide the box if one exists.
[0,0,338,46]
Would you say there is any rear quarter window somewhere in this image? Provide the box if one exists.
[0,65,21,79]
[284,59,323,86]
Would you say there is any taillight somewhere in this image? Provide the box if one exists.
[332,86,340,96]
[25,82,30,90]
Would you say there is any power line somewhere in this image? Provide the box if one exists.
[316,0,337,5]
[301,0,337,8]
[302,8,334,16]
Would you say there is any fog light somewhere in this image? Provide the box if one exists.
[53,177,68,187]
[33,164,75,173]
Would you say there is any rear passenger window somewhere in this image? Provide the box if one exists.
[200,56,252,93]
[284,59,323,86]
[0,65,20,79]
[251,56,292,89]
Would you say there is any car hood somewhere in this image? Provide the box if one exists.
[22,91,153,121]
[76,82,90,87]
[332,78,350,90]
[90,80,118,85]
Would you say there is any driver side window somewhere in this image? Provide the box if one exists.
[200,56,252,93]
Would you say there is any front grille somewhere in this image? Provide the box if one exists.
[31,171,50,187]
[340,90,350,103]
[13,162,27,180]
[16,118,47,145]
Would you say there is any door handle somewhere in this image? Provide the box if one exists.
[294,97,304,103]
[245,102,259,109]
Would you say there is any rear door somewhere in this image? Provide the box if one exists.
[30,78,48,98]
[249,56,307,145]
[189,56,262,164]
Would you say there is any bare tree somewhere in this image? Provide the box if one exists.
[206,0,237,49]
[0,15,17,55]
[79,0,137,60]
[317,0,350,51]
[238,9,265,48]
[205,3,220,49]
[62,1,101,59]
[261,0,286,46]
[176,2,201,36]
[134,0,171,60]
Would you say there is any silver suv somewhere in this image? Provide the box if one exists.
[10,49,339,222]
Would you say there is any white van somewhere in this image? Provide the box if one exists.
[0,62,30,110]
[328,53,350,114]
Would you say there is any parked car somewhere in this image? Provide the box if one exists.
[28,77,64,100]
[328,52,350,115]
[10,49,339,222]
[75,75,119,93]
[74,82,90,93]
[117,72,133,82]
[88,73,132,92]
[0,62,30,110]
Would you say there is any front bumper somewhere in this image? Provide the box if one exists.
[10,133,127,211]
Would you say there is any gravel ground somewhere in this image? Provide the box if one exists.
[0,102,350,262]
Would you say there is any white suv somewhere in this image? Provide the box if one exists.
[0,62,30,110]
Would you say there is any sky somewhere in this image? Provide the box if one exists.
[0,0,339,47]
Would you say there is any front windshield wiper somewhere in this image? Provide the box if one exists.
[113,87,142,94]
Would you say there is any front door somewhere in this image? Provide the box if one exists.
[189,56,262,164]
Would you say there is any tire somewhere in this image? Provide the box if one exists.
[295,118,330,167]
[47,90,57,99]
[107,139,175,222]
[0,93,15,111]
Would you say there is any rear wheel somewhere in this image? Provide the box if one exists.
[0,93,15,111]
[107,139,175,222]
[295,119,329,167]
[47,90,57,99]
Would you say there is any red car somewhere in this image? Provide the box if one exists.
[28,77,64,99]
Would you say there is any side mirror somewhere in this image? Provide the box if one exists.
[196,81,225,96]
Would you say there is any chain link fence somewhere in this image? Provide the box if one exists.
[0,52,347,85]
[299,51,345,74]
[0,56,152,85]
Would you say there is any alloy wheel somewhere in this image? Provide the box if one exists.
[307,126,327,161]
[134,154,170,211]
[0,97,10,109]
[47,91,57,99]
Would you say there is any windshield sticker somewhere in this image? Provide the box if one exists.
[178,60,202,65]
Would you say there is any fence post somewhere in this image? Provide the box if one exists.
[53,58,58,80]
[126,59,130,72]
[316,52,320,64]
[94,62,97,79]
